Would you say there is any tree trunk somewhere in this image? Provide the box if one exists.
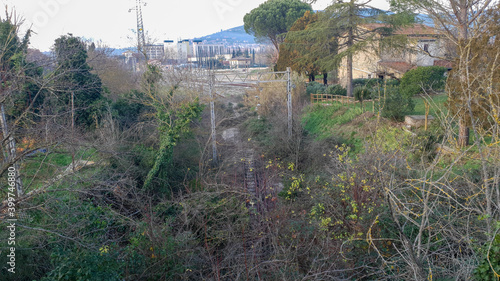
[457,5,470,147]
[0,104,23,195]
[458,117,469,147]
[346,53,353,97]
[323,72,328,85]
[346,7,354,97]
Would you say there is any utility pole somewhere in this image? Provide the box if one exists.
[209,71,217,165]
[71,91,75,172]
[286,67,292,138]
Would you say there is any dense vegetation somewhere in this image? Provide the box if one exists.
[1,1,500,280]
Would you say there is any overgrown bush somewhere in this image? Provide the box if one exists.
[408,120,444,161]
[41,248,123,281]
[400,66,447,98]
[326,84,347,96]
[306,81,326,95]
[474,235,500,281]
[354,86,371,102]
[112,90,148,129]
[380,86,415,121]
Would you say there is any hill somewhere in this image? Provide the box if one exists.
[108,11,432,54]
[195,26,257,45]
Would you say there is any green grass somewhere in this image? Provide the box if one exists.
[302,104,364,139]
[19,147,99,190]
[410,94,448,116]
[316,94,448,117]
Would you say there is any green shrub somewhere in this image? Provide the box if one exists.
[352,78,381,89]
[474,235,500,281]
[306,81,326,95]
[409,121,444,161]
[112,94,147,129]
[354,86,371,101]
[385,79,400,87]
[326,84,347,96]
[41,248,123,281]
[400,66,447,98]
[381,86,415,121]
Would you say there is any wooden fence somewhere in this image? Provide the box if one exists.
[310,94,355,104]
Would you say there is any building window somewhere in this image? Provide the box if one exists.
[424,44,429,52]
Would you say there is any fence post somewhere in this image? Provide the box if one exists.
[424,100,430,131]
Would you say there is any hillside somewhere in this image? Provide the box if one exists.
[109,11,432,54]
[195,25,257,44]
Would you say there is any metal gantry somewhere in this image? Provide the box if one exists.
[196,67,293,165]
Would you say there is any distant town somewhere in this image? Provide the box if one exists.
[121,26,273,71]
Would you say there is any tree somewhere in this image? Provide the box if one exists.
[390,0,496,146]
[86,43,138,99]
[399,65,447,97]
[140,65,203,194]
[243,0,312,51]
[0,10,32,196]
[365,2,500,278]
[277,10,323,82]
[284,0,413,96]
[53,34,105,128]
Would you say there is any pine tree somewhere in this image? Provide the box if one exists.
[282,0,413,96]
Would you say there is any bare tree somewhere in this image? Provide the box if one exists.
[392,0,498,146]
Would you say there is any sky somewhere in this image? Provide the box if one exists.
[2,0,391,51]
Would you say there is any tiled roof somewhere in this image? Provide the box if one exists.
[378,61,416,73]
[362,24,437,38]
[433,60,453,68]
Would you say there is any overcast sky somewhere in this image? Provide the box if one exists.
[3,0,391,51]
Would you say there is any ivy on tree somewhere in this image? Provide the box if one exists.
[141,65,204,194]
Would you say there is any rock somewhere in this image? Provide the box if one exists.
[434,144,457,155]
[405,115,435,128]
[63,160,96,174]
[222,128,239,142]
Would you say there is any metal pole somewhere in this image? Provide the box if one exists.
[71,91,75,172]
[0,104,22,196]
[209,72,217,164]
[286,67,292,138]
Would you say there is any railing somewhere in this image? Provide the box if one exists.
[310,94,355,104]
